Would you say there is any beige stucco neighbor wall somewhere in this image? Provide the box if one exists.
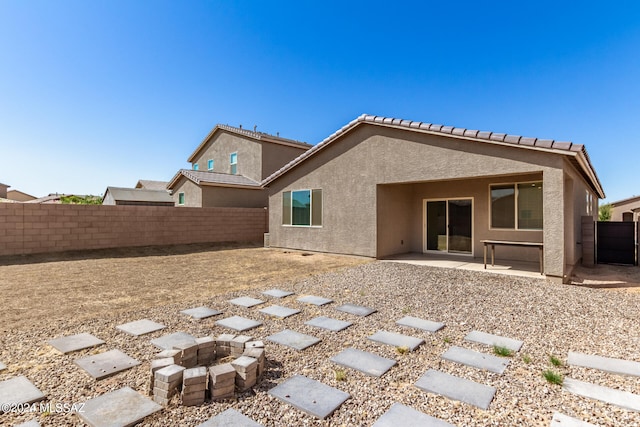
[0,204,267,256]
[172,178,202,207]
[261,142,309,180]
[202,186,268,208]
[191,132,263,182]
[611,199,640,222]
[268,124,591,281]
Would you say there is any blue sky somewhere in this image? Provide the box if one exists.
[1,1,639,202]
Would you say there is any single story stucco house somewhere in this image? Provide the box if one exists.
[609,196,640,222]
[263,114,605,283]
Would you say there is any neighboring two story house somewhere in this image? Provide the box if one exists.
[167,124,311,208]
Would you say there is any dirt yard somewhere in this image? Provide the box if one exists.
[0,244,369,332]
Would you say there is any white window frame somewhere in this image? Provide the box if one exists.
[489,180,543,231]
[207,159,214,171]
[193,163,199,171]
[230,152,237,174]
[178,192,185,205]
[282,189,322,228]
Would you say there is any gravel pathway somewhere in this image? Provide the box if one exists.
[2,261,640,426]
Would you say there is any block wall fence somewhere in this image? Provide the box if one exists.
[0,204,268,256]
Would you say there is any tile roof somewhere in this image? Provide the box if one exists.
[105,187,174,203]
[135,180,169,191]
[610,195,640,207]
[167,169,262,190]
[187,124,311,163]
[262,114,605,198]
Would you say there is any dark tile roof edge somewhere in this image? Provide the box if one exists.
[610,195,640,207]
[167,169,261,190]
[261,114,604,198]
[187,124,312,163]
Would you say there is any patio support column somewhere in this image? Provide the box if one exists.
[543,168,565,282]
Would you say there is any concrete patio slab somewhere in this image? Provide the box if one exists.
[150,332,197,350]
[305,316,352,332]
[215,316,263,332]
[567,351,640,377]
[229,297,264,308]
[396,316,445,333]
[330,347,396,377]
[259,305,301,318]
[442,346,510,374]
[77,386,162,427]
[0,376,45,406]
[268,375,350,419]
[297,295,333,306]
[262,289,294,298]
[335,303,376,317]
[75,349,140,380]
[14,420,41,427]
[464,330,523,352]
[266,329,321,351]
[180,306,222,320]
[415,369,496,410]
[47,333,105,354]
[372,403,455,427]
[197,408,264,426]
[368,330,424,351]
[551,412,597,426]
[563,377,640,412]
[116,319,165,336]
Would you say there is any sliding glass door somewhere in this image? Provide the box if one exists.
[425,199,473,254]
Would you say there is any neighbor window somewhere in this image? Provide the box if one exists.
[178,192,185,205]
[282,189,322,226]
[207,159,214,171]
[230,152,237,174]
[193,163,199,171]
[490,182,543,230]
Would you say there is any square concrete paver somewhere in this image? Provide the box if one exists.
[368,330,424,351]
[77,386,162,427]
[269,375,350,419]
[197,408,264,426]
[266,329,321,351]
[563,377,640,412]
[305,316,352,332]
[262,289,294,298]
[330,348,397,377]
[442,346,510,374]
[415,369,496,410]
[464,330,523,352]
[297,295,333,306]
[335,303,376,317]
[396,316,445,333]
[48,333,105,354]
[372,403,455,427]
[116,319,165,336]
[567,351,640,377]
[180,306,222,320]
[0,376,45,406]
[14,420,41,427]
[229,297,265,308]
[75,349,140,380]
[551,412,597,426]
[150,332,197,350]
[259,305,301,318]
[216,316,263,332]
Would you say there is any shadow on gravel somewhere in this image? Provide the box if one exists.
[258,359,285,392]
[0,242,261,266]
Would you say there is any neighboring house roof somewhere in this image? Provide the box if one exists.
[104,187,174,203]
[7,189,37,201]
[25,194,66,204]
[262,114,605,198]
[167,169,262,190]
[187,124,312,163]
[135,180,169,191]
[610,195,640,207]
[0,182,8,188]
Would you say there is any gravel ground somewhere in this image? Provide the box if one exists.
[2,261,640,426]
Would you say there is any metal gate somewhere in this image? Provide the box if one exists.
[597,221,636,265]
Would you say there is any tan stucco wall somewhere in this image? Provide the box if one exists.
[202,186,268,208]
[268,124,587,280]
[7,190,36,202]
[0,185,7,199]
[172,178,202,207]
[611,199,640,222]
[261,142,309,180]
[191,132,263,182]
